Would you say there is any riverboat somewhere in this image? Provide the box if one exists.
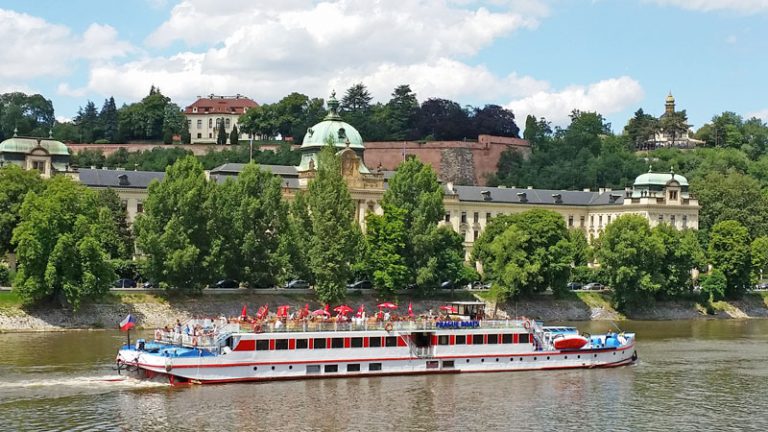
[116,302,637,385]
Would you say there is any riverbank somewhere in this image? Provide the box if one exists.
[1,290,767,332]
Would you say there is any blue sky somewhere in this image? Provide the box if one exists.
[2,0,767,132]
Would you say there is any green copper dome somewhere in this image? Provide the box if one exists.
[300,92,364,150]
[0,136,70,156]
[633,172,688,187]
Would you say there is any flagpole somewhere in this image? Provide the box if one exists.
[126,328,131,347]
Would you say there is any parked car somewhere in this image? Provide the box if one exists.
[467,281,491,290]
[347,280,372,290]
[213,279,239,289]
[584,282,604,291]
[113,278,137,288]
[440,280,454,290]
[285,279,310,289]
[567,282,583,291]
[142,281,155,289]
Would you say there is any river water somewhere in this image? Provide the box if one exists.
[1,320,767,432]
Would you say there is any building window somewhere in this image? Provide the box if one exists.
[473,230,479,241]
[599,215,603,226]
[658,214,664,223]
[473,212,479,224]
[209,133,212,138]
[461,212,467,224]
[225,118,231,128]
[590,215,594,227]
[568,216,573,227]
[186,120,191,128]
[197,119,202,129]
[683,215,688,228]
[137,202,144,213]
[32,161,45,173]
[580,216,585,227]
[607,215,611,224]
[486,212,492,221]
[208,118,213,128]
[669,190,678,200]
[197,133,201,138]
[671,215,676,226]
[444,213,450,222]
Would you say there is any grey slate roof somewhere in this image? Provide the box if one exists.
[450,185,625,206]
[210,163,298,177]
[78,168,164,189]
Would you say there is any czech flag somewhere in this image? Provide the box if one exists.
[120,314,136,331]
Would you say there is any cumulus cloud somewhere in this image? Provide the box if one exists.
[648,0,768,13]
[0,9,133,81]
[506,77,645,126]
[748,109,768,121]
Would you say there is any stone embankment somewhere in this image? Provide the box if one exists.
[1,291,767,332]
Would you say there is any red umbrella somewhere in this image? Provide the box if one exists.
[440,305,457,313]
[377,302,398,309]
[356,304,365,317]
[241,304,247,318]
[408,302,414,317]
[277,305,291,318]
[312,309,330,316]
[334,305,354,315]
[324,304,330,314]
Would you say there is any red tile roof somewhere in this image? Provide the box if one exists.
[185,94,258,114]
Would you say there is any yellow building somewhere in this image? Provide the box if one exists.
[0,129,72,178]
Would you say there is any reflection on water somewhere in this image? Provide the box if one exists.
[1,320,768,432]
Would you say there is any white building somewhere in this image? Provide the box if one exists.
[184,94,257,144]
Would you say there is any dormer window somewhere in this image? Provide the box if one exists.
[669,190,678,200]
[118,174,129,186]
[517,192,527,203]
[481,190,492,201]
[552,193,562,204]
[338,128,346,140]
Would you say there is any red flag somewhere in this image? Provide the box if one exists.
[241,304,247,318]
[119,314,136,331]
[408,302,413,317]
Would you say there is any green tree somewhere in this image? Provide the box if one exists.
[623,108,659,149]
[229,125,239,145]
[708,220,751,299]
[206,163,287,287]
[12,176,117,309]
[0,165,44,254]
[659,109,690,146]
[74,101,100,143]
[700,269,726,302]
[472,104,520,138]
[365,206,409,296]
[691,172,768,238]
[341,83,372,113]
[134,156,211,291]
[652,224,705,297]
[568,228,591,266]
[95,188,134,260]
[99,97,118,143]
[598,215,664,310]
[306,144,359,303]
[384,84,419,140]
[283,191,313,282]
[142,86,171,140]
[216,119,228,145]
[0,92,55,139]
[478,209,572,300]
[751,236,768,284]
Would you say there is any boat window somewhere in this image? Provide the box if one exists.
[296,339,308,349]
[307,365,321,374]
[369,363,382,371]
[426,361,439,369]
[313,338,327,349]
[438,335,449,345]
[369,337,382,348]
[472,334,484,345]
[324,365,338,373]
[455,335,466,345]
[442,360,455,368]
[351,337,363,348]
[502,334,513,344]
[385,336,397,347]
[331,337,344,348]
[347,364,361,372]
[487,334,499,344]
[519,334,530,344]
[275,339,288,350]
[256,340,269,351]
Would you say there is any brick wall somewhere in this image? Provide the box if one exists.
[363,134,530,186]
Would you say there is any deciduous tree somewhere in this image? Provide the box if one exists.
[708,220,751,299]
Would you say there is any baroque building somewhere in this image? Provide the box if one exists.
[0,129,72,178]
[646,93,704,149]
[184,94,257,144]
[73,93,698,258]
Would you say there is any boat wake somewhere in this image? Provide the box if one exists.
[0,374,168,404]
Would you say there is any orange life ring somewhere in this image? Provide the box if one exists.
[384,322,394,333]
[523,320,531,330]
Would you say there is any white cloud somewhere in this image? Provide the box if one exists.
[648,0,768,13]
[506,76,645,126]
[0,9,133,80]
[747,109,768,121]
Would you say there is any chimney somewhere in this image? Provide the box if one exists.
[446,182,454,193]
[118,174,129,186]
[527,186,533,190]
[481,190,492,201]
[517,192,528,203]
[609,193,621,203]
[552,193,562,204]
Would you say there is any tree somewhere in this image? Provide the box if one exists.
[691,172,768,238]
[99,97,119,143]
[181,128,191,144]
[475,209,572,300]
[568,229,591,267]
[751,236,768,284]
[162,103,185,144]
[659,109,690,146]
[141,86,170,140]
[0,92,55,139]
[341,83,372,113]
[415,98,472,140]
[472,104,520,138]
[0,165,44,254]
[384,84,419,140]
[365,207,409,296]
[306,144,359,303]
[708,220,751,299]
[700,269,726,302]
[12,176,117,309]
[216,119,228,145]
[95,188,134,260]
[598,215,664,310]
[74,101,100,143]
[651,224,705,297]
[624,108,659,149]
[206,163,287,288]
[229,125,239,145]
[134,156,211,291]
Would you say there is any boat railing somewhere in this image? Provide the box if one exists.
[232,319,532,334]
